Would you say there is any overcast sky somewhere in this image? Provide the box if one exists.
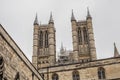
[0,0,120,61]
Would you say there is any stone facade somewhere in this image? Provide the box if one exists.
[71,9,96,62]
[32,14,56,69]
[0,8,120,80]
[0,24,43,80]
[32,9,120,80]
[39,57,120,80]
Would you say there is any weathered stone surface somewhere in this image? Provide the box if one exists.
[32,21,56,69]
[35,12,120,80]
[39,57,120,80]
[0,10,120,80]
[0,24,43,80]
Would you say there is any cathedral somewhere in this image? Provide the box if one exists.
[0,8,120,80]
[32,8,120,80]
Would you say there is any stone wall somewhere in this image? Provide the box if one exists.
[39,57,120,80]
[33,23,56,69]
[0,24,43,80]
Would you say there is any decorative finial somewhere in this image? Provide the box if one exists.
[71,9,76,21]
[34,13,39,25]
[49,12,54,24]
[114,42,120,57]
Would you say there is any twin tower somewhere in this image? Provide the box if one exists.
[32,9,97,69]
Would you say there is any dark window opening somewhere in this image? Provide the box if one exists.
[39,31,43,48]
[45,31,49,48]
[14,72,20,80]
[83,27,88,44]
[52,73,58,80]
[78,27,82,45]
[72,71,80,80]
[98,67,106,79]
[0,55,4,80]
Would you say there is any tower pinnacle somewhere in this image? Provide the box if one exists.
[60,42,65,54]
[61,42,64,50]
[34,13,39,25]
[114,42,120,57]
[87,7,92,19]
[71,9,76,21]
[49,12,54,24]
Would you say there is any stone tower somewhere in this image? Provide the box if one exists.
[32,13,56,69]
[71,8,97,62]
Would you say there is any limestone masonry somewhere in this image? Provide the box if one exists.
[0,8,120,80]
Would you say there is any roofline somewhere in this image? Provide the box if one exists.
[0,24,43,80]
[40,56,120,69]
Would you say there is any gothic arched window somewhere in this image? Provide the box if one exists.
[14,72,20,80]
[83,27,88,44]
[72,70,80,80]
[98,67,106,79]
[0,55,4,80]
[52,73,58,80]
[45,31,48,48]
[39,31,43,48]
[78,27,82,45]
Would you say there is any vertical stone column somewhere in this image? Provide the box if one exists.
[48,23,56,65]
[71,21,79,62]
[32,24,39,69]
[86,18,97,60]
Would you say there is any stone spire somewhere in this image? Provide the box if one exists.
[114,42,120,57]
[87,7,92,18]
[34,13,39,25]
[49,12,54,24]
[60,42,64,54]
[61,42,64,50]
[71,9,76,21]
